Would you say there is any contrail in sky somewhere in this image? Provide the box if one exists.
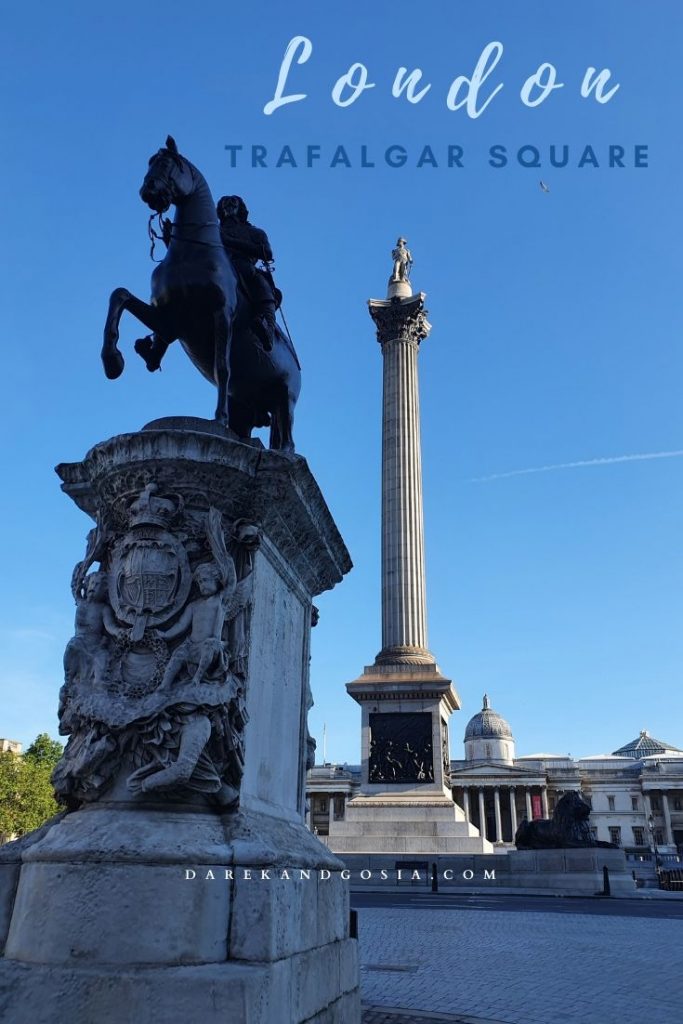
[470,450,683,483]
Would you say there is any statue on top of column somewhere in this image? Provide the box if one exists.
[391,238,413,283]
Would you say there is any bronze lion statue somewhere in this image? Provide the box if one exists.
[515,791,616,849]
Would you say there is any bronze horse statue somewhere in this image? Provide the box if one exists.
[101,136,301,452]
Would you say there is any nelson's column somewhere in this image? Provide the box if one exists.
[327,240,493,856]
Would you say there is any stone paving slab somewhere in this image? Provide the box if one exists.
[363,1007,507,1023]
[358,906,683,1024]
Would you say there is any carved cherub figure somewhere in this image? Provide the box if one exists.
[62,571,122,691]
[156,509,252,688]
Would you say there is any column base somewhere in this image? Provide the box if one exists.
[374,645,435,666]
[328,796,494,855]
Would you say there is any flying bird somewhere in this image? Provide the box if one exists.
[539,180,550,193]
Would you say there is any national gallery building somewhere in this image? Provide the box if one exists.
[306,695,683,860]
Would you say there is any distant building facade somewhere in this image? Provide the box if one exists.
[306,698,683,860]
[0,739,22,754]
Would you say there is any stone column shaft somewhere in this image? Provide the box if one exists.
[462,787,470,822]
[662,793,674,845]
[369,293,432,664]
[541,788,549,818]
[525,789,533,821]
[478,789,486,841]
[381,332,427,652]
[494,788,502,843]
[509,787,517,838]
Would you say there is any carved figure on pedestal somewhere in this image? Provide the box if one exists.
[369,712,435,784]
[155,510,252,690]
[62,572,120,691]
[100,135,301,451]
[52,489,258,812]
[228,519,260,677]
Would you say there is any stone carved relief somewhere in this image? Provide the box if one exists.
[368,712,434,784]
[304,605,320,774]
[441,719,450,785]
[53,486,259,811]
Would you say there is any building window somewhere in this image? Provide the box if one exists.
[549,797,556,812]
[607,795,615,811]
[674,798,682,812]
[609,827,621,846]
[651,797,661,811]
[485,743,491,758]
[632,827,645,846]
[655,829,664,845]
[333,795,345,821]
[314,796,328,813]
[631,797,639,811]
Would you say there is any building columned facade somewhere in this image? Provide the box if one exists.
[306,698,683,859]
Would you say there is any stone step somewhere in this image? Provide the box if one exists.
[329,819,479,838]
[342,802,469,823]
[328,835,493,854]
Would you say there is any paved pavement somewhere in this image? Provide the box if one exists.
[354,894,683,1024]
[362,1008,502,1023]
[352,890,683,919]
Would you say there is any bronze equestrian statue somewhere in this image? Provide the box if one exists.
[217,195,280,352]
[101,136,300,452]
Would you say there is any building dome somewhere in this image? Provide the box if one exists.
[464,695,515,764]
[464,694,513,740]
[612,730,683,759]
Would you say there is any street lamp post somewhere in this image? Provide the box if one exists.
[648,813,662,887]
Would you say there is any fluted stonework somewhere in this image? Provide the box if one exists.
[326,264,494,856]
[370,293,432,665]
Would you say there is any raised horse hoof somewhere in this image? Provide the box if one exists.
[102,348,125,380]
[134,337,162,373]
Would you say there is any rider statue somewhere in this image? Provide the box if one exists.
[217,196,280,351]
[391,237,413,283]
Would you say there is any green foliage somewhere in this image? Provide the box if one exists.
[24,732,63,769]
[0,734,64,842]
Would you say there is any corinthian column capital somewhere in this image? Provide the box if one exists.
[368,293,431,351]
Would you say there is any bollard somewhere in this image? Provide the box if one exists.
[602,865,611,897]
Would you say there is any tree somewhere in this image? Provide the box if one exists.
[24,733,63,769]
[0,734,63,843]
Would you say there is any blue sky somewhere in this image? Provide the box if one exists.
[1,1,681,763]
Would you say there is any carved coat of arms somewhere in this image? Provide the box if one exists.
[109,485,190,640]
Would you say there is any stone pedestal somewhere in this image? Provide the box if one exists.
[502,847,636,896]
[0,419,359,1024]
[328,664,493,855]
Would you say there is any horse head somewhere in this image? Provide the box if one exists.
[140,135,195,213]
